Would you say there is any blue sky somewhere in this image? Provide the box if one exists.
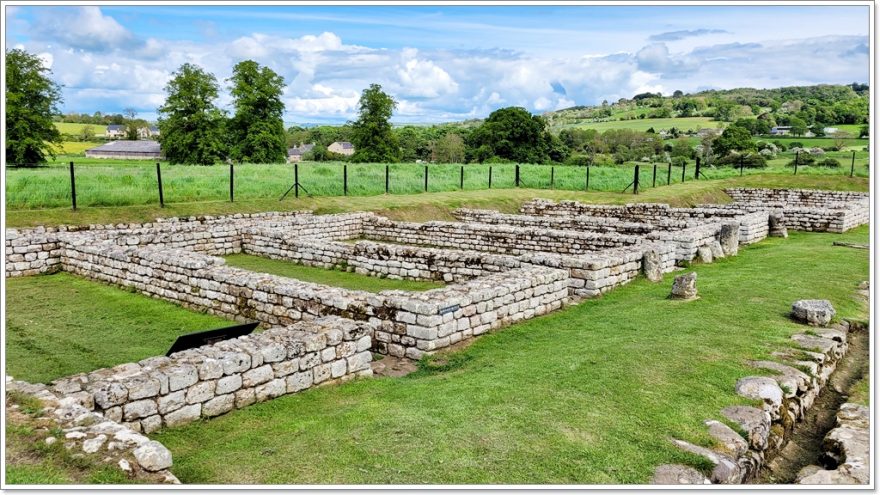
[4,4,870,124]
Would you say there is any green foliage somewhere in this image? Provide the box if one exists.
[157,63,228,165]
[815,158,841,168]
[350,84,400,163]
[715,153,767,168]
[788,117,808,136]
[432,133,466,163]
[5,48,63,165]
[227,60,287,163]
[714,126,756,156]
[469,107,558,163]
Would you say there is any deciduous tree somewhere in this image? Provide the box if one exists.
[228,60,287,163]
[157,63,228,165]
[5,48,63,165]
[350,84,400,163]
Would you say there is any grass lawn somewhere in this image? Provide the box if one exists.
[152,226,869,484]
[223,254,445,293]
[5,273,231,384]
[5,173,868,229]
[53,122,103,136]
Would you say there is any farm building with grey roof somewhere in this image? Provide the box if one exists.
[85,140,163,160]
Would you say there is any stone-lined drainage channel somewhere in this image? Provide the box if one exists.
[752,321,868,484]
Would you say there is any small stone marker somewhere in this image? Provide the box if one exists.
[670,272,698,300]
[697,246,714,263]
[791,299,835,326]
[769,212,788,238]
[642,249,663,282]
[719,222,740,256]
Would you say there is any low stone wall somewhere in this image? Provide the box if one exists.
[519,199,771,246]
[243,228,520,283]
[7,377,179,483]
[61,238,568,359]
[5,228,64,277]
[46,317,373,433]
[724,188,869,209]
[363,217,642,255]
[375,266,569,358]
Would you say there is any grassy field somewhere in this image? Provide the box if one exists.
[147,226,869,484]
[567,117,716,132]
[5,273,230,383]
[5,172,869,229]
[53,122,106,136]
[224,254,445,293]
[5,148,870,210]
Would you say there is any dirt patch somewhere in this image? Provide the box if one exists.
[752,323,869,483]
[371,355,419,378]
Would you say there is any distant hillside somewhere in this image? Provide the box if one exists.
[543,83,869,134]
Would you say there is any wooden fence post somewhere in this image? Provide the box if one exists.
[156,162,164,207]
[633,165,640,195]
[550,166,555,189]
[488,166,493,189]
[385,165,389,194]
[694,156,701,180]
[851,150,856,177]
[460,165,464,190]
[681,163,686,183]
[229,163,234,202]
[667,162,672,185]
[69,161,77,211]
[585,166,590,191]
[515,164,520,187]
[652,163,657,187]
[294,163,299,198]
[424,165,428,192]
[794,151,799,175]
[343,165,348,196]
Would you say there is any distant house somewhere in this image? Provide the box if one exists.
[287,143,315,163]
[137,126,160,139]
[84,140,163,160]
[106,124,126,139]
[823,127,840,135]
[328,141,355,156]
[770,126,792,136]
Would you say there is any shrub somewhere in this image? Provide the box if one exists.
[716,153,767,168]
[815,158,841,168]
[786,153,815,167]
[565,153,592,166]
[671,156,688,167]
[787,141,804,149]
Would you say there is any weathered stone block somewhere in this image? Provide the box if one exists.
[670,272,698,300]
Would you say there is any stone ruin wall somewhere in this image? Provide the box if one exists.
[42,316,373,434]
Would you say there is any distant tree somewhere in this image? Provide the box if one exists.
[712,99,737,121]
[670,137,694,159]
[157,63,228,165]
[713,126,756,156]
[468,107,550,163]
[227,60,287,163]
[788,117,808,136]
[350,84,400,163]
[5,48,63,164]
[123,108,140,140]
[79,125,95,142]
[832,131,853,151]
[432,133,465,163]
[859,125,869,138]
[673,90,684,98]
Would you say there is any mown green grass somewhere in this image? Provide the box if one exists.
[847,375,870,406]
[6,173,869,229]
[5,273,230,383]
[224,254,444,293]
[53,122,103,135]
[5,149,870,210]
[153,226,869,484]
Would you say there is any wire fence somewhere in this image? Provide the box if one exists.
[5,151,869,211]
